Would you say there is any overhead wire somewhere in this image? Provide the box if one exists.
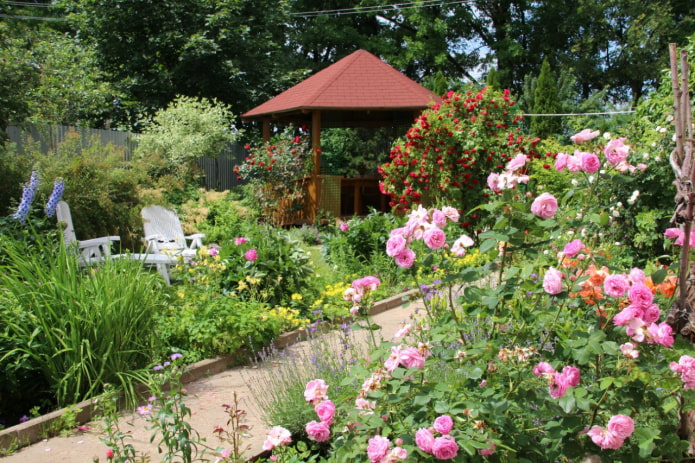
[290,0,472,18]
[0,13,66,21]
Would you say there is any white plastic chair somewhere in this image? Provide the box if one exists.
[141,205,205,257]
[56,201,121,260]
[56,201,177,284]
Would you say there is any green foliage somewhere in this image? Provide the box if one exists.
[135,95,238,185]
[379,87,540,229]
[0,28,40,132]
[0,233,166,414]
[319,128,398,178]
[530,58,562,138]
[197,194,256,244]
[233,128,312,227]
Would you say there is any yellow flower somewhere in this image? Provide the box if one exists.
[291,293,303,301]
[237,281,248,291]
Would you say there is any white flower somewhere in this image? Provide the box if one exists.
[627,190,640,205]
[588,175,595,183]
[603,132,611,139]
[571,179,579,186]
[642,152,650,160]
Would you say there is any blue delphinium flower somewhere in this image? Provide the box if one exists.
[44,178,65,218]
[12,170,41,224]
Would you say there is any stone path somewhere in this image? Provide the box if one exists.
[1,293,421,462]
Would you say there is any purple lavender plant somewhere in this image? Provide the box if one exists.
[44,178,65,218]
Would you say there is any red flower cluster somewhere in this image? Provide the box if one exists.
[379,87,539,228]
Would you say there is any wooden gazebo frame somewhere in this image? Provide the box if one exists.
[241,49,439,222]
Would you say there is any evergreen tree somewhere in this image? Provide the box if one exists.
[530,58,561,138]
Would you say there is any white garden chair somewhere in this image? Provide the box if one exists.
[141,205,205,257]
[56,201,177,284]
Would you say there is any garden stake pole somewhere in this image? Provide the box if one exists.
[667,43,695,338]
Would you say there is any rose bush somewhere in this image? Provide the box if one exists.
[256,129,695,463]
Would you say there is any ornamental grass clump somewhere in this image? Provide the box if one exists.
[253,129,695,462]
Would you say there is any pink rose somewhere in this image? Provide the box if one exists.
[533,361,555,379]
[603,273,630,298]
[399,346,425,370]
[384,345,402,372]
[263,426,291,451]
[628,267,646,284]
[304,379,329,403]
[627,283,654,308]
[587,426,624,450]
[647,322,674,347]
[620,342,639,359]
[478,440,496,457]
[487,172,502,193]
[531,192,558,219]
[613,305,643,326]
[554,152,569,171]
[571,129,600,143]
[423,227,447,250]
[432,436,459,460]
[315,400,336,425]
[563,239,585,258]
[244,249,258,261]
[433,415,454,434]
[415,428,435,453]
[604,137,630,165]
[432,210,447,228]
[549,372,570,399]
[394,248,416,268]
[340,221,349,232]
[566,154,583,173]
[580,151,601,173]
[561,365,581,387]
[506,153,528,171]
[671,355,695,389]
[385,446,407,461]
[451,234,474,257]
[305,420,330,442]
[234,237,248,245]
[386,235,407,257]
[607,415,634,440]
[353,276,380,291]
[367,435,391,463]
[441,206,460,222]
[543,267,563,295]
[642,304,661,324]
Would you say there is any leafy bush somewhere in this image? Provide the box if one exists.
[379,87,540,229]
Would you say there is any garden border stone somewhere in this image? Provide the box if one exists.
[0,289,418,453]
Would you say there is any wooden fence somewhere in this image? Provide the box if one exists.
[6,124,246,191]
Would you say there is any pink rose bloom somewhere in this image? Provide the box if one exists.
[566,153,583,173]
[563,239,585,258]
[613,305,643,326]
[386,235,407,257]
[561,365,581,387]
[433,415,454,435]
[208,247,219,256]
[367,435,391,463]
[355,397,376,412]
[451,234,474,257]
[263,426,291,451]
[629,267,646,284]
[305,420,330,442]
[423,227,447,250]
[533,361,555,379]
[554,152,569,171]
[506,153,528,171]
[671,355,695,389]
[637,163,647,172]
[549,372,570,399]
[220,448,232,458]
[340,221,349,232]
[487,172,502,193]
[415,428,435,453]
[603,274,630,298]
[587,426,624,450]
[627,283,654,308]
[642,304,661,324]
[647,322,674,347]
[304,379,329,403]
[478,440,496,457]
[244,249,258,261]
[604,137,630,165]
[315,400,336,425]
[432,210,447,228]
[394,323,412,339]
[571,129,600,143]
[441,206,460,222]
[607,415,635,440]
[542,267,563,295]
[353,276,380,291]
[531,192,558,219]
[399,346,425,370]
[234,237,248,245]
[620,342,639,359]
[385,345,402,372]
[580,151,601,173]
[432,436,459,460]
[384,446,407,462]
[394,248,416,268]
[626,318,647,342]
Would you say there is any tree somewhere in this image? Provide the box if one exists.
[530,58,562,138]
[0,27,40,136]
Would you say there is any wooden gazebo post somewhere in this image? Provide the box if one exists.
[307,109,322,223]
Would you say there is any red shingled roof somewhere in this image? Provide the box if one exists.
[242,49,438,118]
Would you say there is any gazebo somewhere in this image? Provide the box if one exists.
[241,49,439,222]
